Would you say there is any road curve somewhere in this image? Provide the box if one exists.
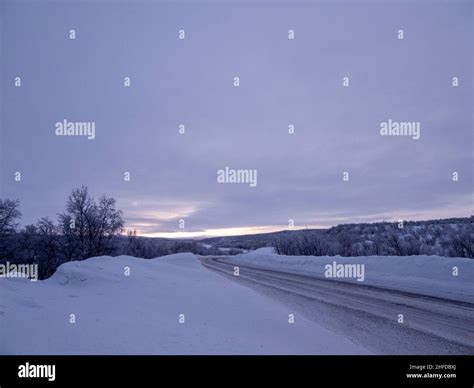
[199,256,474,355]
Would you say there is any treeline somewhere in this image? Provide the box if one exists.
[273,218,474,258]
[123,231,242,259]
[0,186,124,279]
[0,186,242,279]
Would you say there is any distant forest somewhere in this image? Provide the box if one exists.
[201,218,473,259]
[271,218,473,258]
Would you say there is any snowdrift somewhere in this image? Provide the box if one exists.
[0,253,367,355]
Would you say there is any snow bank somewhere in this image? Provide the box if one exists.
[225,249,474,303]
[0,253,367,355]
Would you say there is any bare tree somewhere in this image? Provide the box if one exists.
[0,199,22,260]
[0,199,21,236]
[385,232,404,256]
[36,217,60,276]
[449,228,474,258]
[58,186,124,260]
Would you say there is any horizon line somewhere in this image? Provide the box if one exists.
[129,214,473,239]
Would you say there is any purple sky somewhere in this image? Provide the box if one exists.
[1,0,472,237]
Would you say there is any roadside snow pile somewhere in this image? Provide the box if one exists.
[0,253,367,355]
[224,249,474,303]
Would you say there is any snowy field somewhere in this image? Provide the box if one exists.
[0,253,368,355]
[224,248,474,303]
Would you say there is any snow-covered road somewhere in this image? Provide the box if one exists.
[200,256,474,355]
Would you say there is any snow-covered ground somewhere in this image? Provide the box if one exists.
[0,253,368,355]
[224,248,474,303]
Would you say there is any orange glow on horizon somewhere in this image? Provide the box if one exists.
[130,225,324,239]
